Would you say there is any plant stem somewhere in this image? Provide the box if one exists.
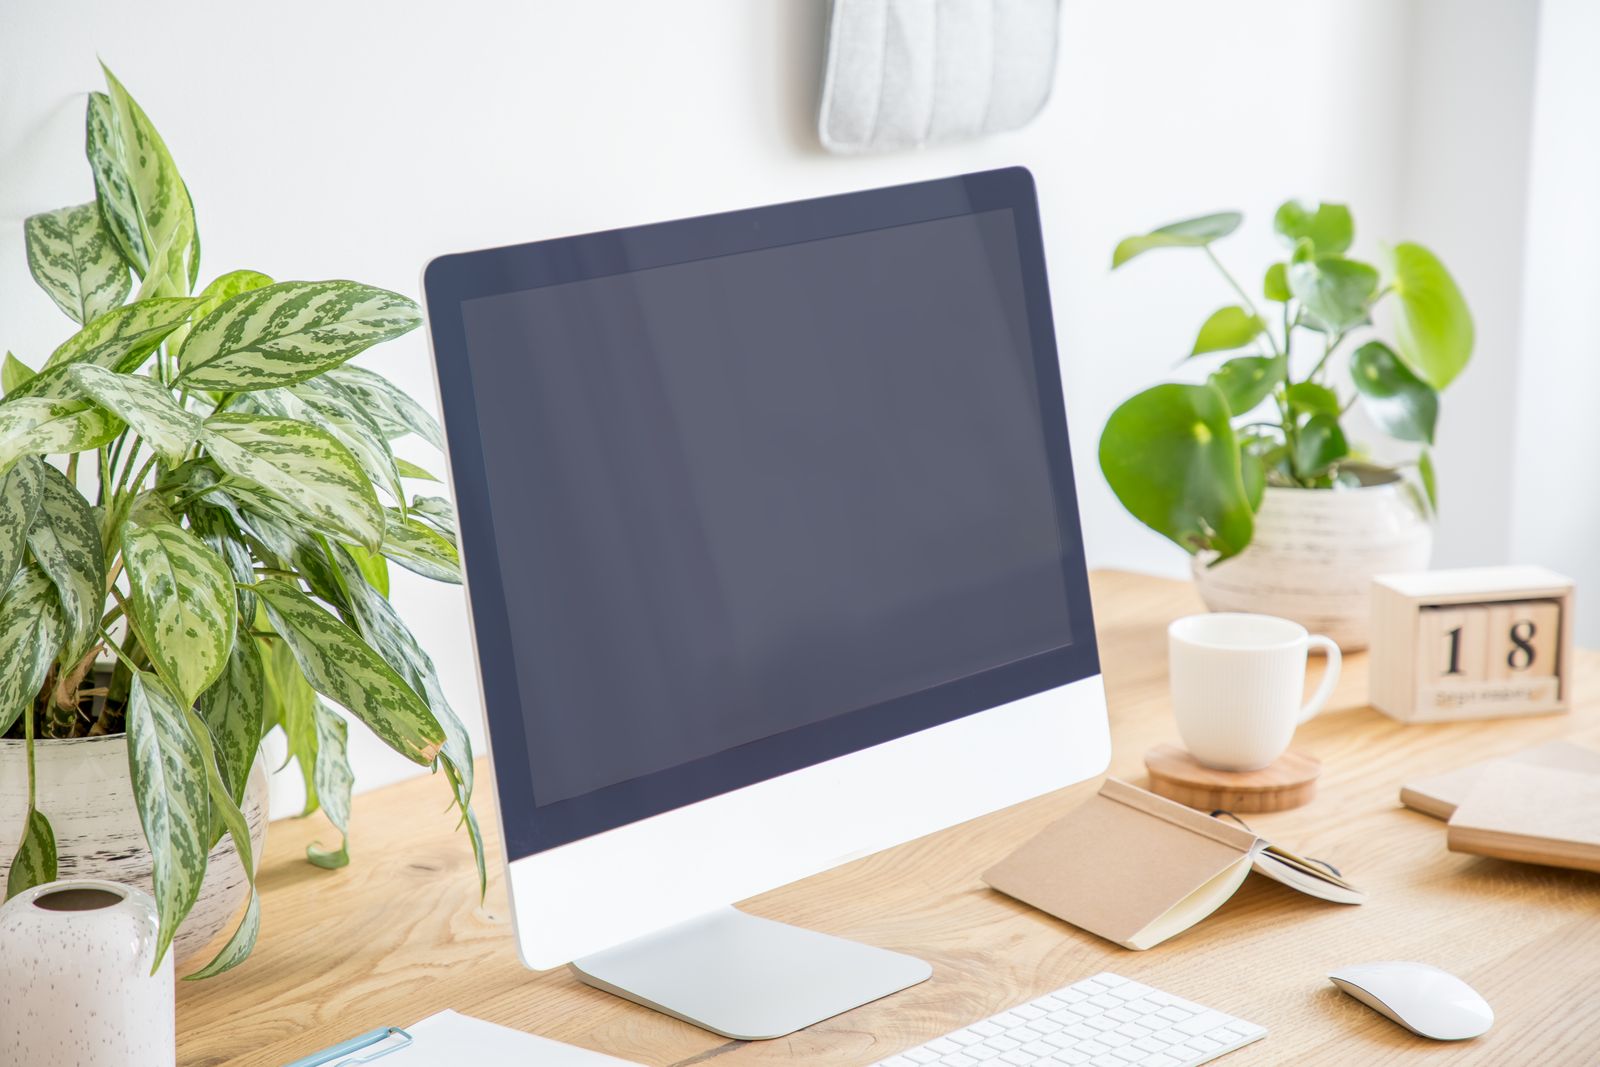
[98,446,113,508]
[1307,330,1345,382]
[1205,247,1279,357]
[24,697,36,809]
[65,452,79,488]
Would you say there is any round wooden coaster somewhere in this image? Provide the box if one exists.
[1143,744,1322,813]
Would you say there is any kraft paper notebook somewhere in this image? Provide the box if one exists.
[983,778,1362,951]
[1446,761,1600,873]
[1400,740,1600,819]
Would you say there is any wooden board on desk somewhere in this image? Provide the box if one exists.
[178,571,1600,1067]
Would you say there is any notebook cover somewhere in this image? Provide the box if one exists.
[1446,762,1600,873]
[1250,845,1365,904]
[982,778,1257,949]
[1401,741,1600,820]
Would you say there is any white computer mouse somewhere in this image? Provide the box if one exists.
[1328,961,1494,1040]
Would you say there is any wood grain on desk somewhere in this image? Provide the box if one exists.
[177,570,1600,1066]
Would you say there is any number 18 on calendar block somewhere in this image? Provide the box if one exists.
[1371,567,1575,722]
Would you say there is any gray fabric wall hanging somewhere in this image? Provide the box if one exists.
[818,0,1061,154]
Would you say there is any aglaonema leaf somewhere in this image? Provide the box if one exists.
[126,671,210,971]
[0,567,66,735]
[0,398,123,472]
[0,458,45,592]
[409,495,456,542]
[256,580,445,766]
[24,202,131,324]
[26,460,106,662]
[86,91,147,275]
[176,281,421,391]
[67,364,200,465]
[324,366,444,450]
[198,635,267,820]
[331,548,472,804]
[200,412,383,550]
[306,701,353,870]
[1099,383,1254,559]
[1,354,35,396]
[121,520,236,708]
[185,889,258,981]
[380,509,460,584]
[100,65,197,297]
[5,808,57,901]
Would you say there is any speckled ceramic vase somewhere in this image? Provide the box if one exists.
[0,734,268,965]
[1191,475,1433,651]
[0,879,175,1066]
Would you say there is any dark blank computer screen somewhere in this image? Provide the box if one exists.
[460,209,1075,807]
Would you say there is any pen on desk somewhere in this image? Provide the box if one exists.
[283,1026,412,1066]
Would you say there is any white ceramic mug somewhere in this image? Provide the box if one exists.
[1168,612,1342,771]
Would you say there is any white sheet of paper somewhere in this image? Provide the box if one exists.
[376,1011,645,1065]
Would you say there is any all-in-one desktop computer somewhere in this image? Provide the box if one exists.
[422,168,1111,1040]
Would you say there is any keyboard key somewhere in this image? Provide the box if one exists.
[1124,998,1158,1015]
[1078,1040,1110,1055]
[1154,1006,1191,1023]
[970,1021,1003,1038]
[1097,974,1128,988]
[904,1051,940,1064]
[926,1038,961,1054]
[964,1047,1000,1062]
[1114,1023,1151,1040]
[984,1036,1021,1053]
[945,1030,983,1047]
[938,1055,977,1067]
[1031,1017,1063,1035]
[1138,1055,1180,1067]
[1034,995,1067,1012]
[992,1012,1027,1029]
[1105,1008,1137,1023]
[998,1052,1035,1066]
[878,1058,917,1067]
[1010,1027,1043,1044]
[1077,980,1108,995]
[1013,1004,1047,1021]
[1022,1041,1058,1057]
[1110,1047,1143,1063]
[1174,1010,1233,1037]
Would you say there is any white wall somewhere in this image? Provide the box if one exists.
[0,1,1546,806]
[1511,0,1600,645]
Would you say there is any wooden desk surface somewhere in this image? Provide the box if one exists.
[177,570,1600,1066]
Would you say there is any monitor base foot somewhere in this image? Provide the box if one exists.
[569,905,932,1040]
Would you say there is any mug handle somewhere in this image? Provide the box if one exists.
[1297,635,1343,724]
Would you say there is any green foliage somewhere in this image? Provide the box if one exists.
[1101,201,1473,557]
[1112,212,1242,269]
[1099,384,1254,561]
[0,66,474,976]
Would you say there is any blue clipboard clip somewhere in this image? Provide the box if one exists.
[284,1026,414,1066]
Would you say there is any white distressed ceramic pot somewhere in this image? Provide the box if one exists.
[1191,473,1432,651]
[0,733,268,966]
[0,879,174,1066]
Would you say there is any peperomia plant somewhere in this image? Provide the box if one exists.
[1098,201,1473,562]
[1,65,479,975]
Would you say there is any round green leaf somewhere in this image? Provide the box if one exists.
[1350,340,1438,444]
[1286,381,1340,417]
[1099,383,1254,559]
[1288,254,1378,334]
[1273,201,1353,255]
[1388,242,1473,390]
[1207,355,1281,415]
[1112,212,1242,269]
[1293,414,1349,477]
[1263,263,1290,303]
[1189,306,1264,358]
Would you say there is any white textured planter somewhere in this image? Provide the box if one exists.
[1191,477,1433,651]
[0,734,268,966]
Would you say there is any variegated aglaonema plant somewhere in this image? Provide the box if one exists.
[0,66,479,976]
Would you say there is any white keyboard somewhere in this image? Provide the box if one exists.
[872,972,1266,1067]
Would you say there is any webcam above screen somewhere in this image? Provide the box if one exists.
[422,167,1108,1040]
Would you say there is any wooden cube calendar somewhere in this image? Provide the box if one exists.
[1370,566,1575,722]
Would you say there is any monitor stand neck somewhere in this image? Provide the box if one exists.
[569,906,932,1040]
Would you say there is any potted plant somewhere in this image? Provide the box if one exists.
[1099,202,1473,649]
[0,66,479,977]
